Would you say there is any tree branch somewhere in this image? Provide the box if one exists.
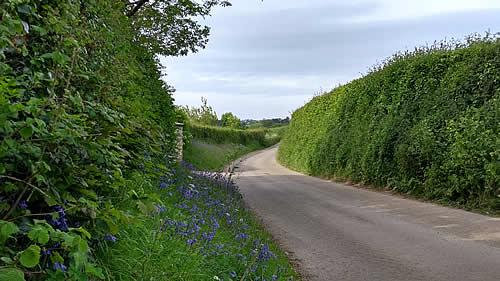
[127,0,149,17]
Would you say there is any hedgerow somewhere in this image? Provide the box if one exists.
[188,123,270,146]
[0,1,177,279]
[279,34,500,212]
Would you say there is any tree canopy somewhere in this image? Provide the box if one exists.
[125,0,232,56]
[221,112,242,129]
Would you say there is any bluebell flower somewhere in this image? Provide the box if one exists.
[258,244,275,262]
[48,205,69,231]
[159,182,168,189]
[271,274,278,281]
[104,234,117,242]
[202,232,215,242]
[236,233,248,240]
[155,204,166,213]
[53,262,67,272]
[230,271,237,278]
[18,200,28,209]
[187,239,196,246]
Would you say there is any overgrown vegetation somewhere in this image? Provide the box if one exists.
[0,0,298,280]
[189,124,269,147]
[279,34,500,212]
[97,160,298,281]
[184,124,286,171]
[184,140,262,171]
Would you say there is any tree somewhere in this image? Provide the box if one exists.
[181,97,218,126]
[221,112,242,129]
[124,0,232,56]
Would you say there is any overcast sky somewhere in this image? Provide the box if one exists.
[160,0,500,119]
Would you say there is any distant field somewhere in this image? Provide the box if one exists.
[184,139,262,171]
[184,125,288,171]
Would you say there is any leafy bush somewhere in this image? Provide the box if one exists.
[0,1,177,278]
[279,34,500,211]
[188,123,270,146]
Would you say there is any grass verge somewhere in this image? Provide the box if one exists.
[184,140,263,171]
[96,164,298,280]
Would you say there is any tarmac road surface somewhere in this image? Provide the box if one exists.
[234,147,500,281]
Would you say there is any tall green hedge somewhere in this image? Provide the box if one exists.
[279,35,500,211]
[1,1,176,277]
[188,123,269,146]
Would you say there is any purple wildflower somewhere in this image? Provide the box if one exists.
[187,239,196,246]
[48,205,69,231]
[53,262,67,272]
[236,233,248,240]
[202,232,215,242]
[104,234,117,242]
[18,200,28,209]
[155,204,166,213]
[258,244,275,262]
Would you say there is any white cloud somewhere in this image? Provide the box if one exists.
[164,0,500,118]
[343,0,500,23]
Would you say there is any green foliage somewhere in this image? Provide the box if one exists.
[19,245,40,268]
[126,0,232,56]
[184,140,262,171]
[189,123,269,146]
[0,267,25,281]
[1,1,296,280]
[221,112,242,129]
[279,34,500,212]
[245,118,290,129]
[97,164,297,281]
[1,0,177,278]
[180,97,219,126]
[0,221,19,244]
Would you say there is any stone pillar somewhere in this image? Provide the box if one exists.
[175,122,184,162]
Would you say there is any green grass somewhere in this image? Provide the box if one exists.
[96,124,298,280]
[184,139,263,171]
[96,166,298,281]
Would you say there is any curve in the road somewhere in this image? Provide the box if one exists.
[234,147,500,281]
